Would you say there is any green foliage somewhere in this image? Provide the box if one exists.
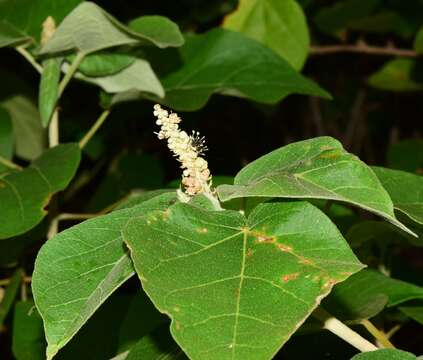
[125,201,362,359]
[1,1,423,359]
[223,0,309,69]
[0,144,80,239]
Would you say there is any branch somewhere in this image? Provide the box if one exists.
[16,46,43,73]
[313,308,378,352]
[0,156,22,170]
[310,41,418,58]
[361,319,395,349]
[79,109,111,149]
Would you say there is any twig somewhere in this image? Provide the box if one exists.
[58,52,85,96]
[0,276,32,286]
[16,46,43,73]
[49,109,59,147]
[57,213,98,221]
[310,41,418,58]
[313,308,378,352]
[79,109,111,149]
[0,156,22,170]
[361,319,395,349]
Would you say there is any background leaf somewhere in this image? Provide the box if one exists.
[350,349,417,360]
[323,269,423,322]
[373,167,423,225]
[0,106,13,173]
[387,140,423,173]
[0,269,23,326]
[1,95,46,161]
[125,201,363,360]
[40,2,183,56]
[0,143,81,239]
[217,136,413,236]
[223,0,309,69]
[75,59,164,97]
[39,58,61,127]
[12,301,46,360]
[32,193,177,360]
[368,59,423,92]
[0,0,82,46]
[153,28,329,111]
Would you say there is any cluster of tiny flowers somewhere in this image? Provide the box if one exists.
[153,104,211,196]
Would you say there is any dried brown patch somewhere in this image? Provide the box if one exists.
[281,273,300,282]
[277,243,292,252]
[246,248,253,257]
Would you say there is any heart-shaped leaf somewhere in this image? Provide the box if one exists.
[124,201,363,360]
[217,137,414,236]
[149,28,330,111]
[372,167,423,225]
[39,2,183,56]
[0,143,80,239]
[223,0,309,69]
[32,192,177,360]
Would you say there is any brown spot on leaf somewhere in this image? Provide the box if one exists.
[247,248,253,257]
[319,149,342,159]
[251,231,276,244]
[175,321,181,331]
[281,273,300,282]
[322,278,337,290]
[277,243,292,252]
[196,227,208,234]
[0,181,5,189]
[298,257,313,266]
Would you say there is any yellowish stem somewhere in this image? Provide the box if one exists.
[361,319,395,349]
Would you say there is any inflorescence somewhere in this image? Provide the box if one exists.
[153,104,212,197]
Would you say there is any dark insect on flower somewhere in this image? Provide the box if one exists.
[190,131,208,156]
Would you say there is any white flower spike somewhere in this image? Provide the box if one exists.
[153,104,215,199]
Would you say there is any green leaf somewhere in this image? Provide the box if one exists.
[71,52,136,77]
[124,201,363,360]
[350,349,417,360]
[39,58,61,127]
[1,95,47,160]
[387,139,423,173]
[117,290,168,352]
[0,143,80,239]
[40,2,183,56]
[56,294,132,360]
[0,106,13,173]
[414,26,423,53]
[368,59,423,92]
[323,269,423,322]
[154,29,330,111]
[0,0,82,46]
[314,0,380,36]
[128,16,184,48]
[0,22,30,48]
[217,137,414,236]
[0,269,23,325]
[12,301,46,360]
[372,167,423,225]
[223,0,309,69]
[399,303,423,325]
[125,325,186,360]
[76,58,164,97]
[32,192,177,360]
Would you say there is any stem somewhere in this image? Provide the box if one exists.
[16,46,43,73]
[313,308,378,352]
[48,109,59,147]
[57,213,97,221]
[310,41,418,57]
[0,156,22,170]
[79,109,111,149]
[58,52,85,96]
[361,319,395,349]
[0,276,32,286]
